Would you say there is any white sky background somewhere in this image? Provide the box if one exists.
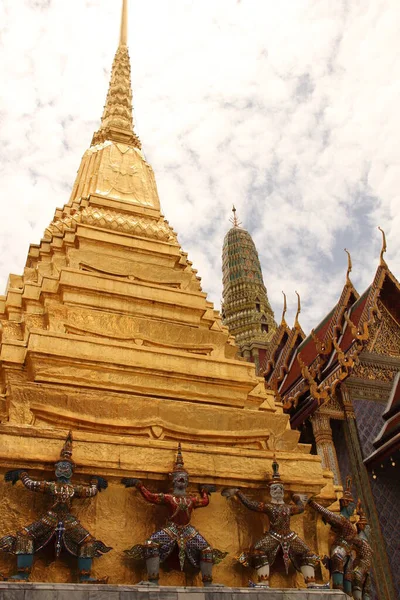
[0,0,399,332]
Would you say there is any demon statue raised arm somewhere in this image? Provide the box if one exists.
[222,459,326,589]
[122,443,227,586]
[0,431,112,583]
[308,476,357,595]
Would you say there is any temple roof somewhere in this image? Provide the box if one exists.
[365,372,400,465]
[263,237,400,420]
[262,293,291,378]
[264,300,305,402]
[279,276,358,400]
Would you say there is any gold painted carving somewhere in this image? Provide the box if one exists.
[67,250,197,292]
[95,144,153,204]
[92,44,141,148]
[68,141,161,209]
[47,205,174,242]
[367,301,400,358]
[352,362,396,383]
[30,404,271,449]
[64,323,217,357]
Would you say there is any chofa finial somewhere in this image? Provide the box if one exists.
[378,226,387,267]
[294,291,301,328]
[344,248,352,285]
[281,291,287,325]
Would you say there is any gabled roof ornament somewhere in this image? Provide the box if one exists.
[378,226,387,268]
[297,353,329,405]
[281,291,287,326]
[344,248,353,286]
[294,291,301,329]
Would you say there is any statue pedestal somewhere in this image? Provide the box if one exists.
[0,583,351,600]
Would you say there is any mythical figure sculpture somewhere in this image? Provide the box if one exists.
[308,476,357,595]
[352,501,372,600]
[0,431,112,582]
[122,443,227,586]
[222,459,324,589]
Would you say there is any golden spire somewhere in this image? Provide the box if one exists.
[120,0,128,46]
[281,291,287,326]
[92,0,141,148]
[229,205,241,228]
[294,291,301,329]
[344,248,353,286]
[378,226,387,267]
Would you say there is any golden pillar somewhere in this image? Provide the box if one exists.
[311,411,342,485]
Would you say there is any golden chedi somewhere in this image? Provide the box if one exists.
[0,0,334,587]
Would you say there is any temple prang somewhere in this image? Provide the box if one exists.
[221,206,277,374]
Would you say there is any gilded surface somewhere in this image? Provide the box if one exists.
[91,43,141,149]
[69,142,161,209]
[352,362,397,383]
[47,206,173,242]
[367,300,400,357]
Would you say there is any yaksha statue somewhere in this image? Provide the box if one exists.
[222,459,324,589]
[308,476,357,595]
[0,431,112,582]
[122,443,227,586]
[352,501,372,600]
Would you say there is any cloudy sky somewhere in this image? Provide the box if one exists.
[0,0,399,332]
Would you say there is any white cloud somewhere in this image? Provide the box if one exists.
[0,0,399,332]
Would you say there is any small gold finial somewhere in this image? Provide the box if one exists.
[281,291,287,325]
[229,205,241,227]
[120,0,128,46]
[294,291,301,328]
[344,248,352,285]
[378,226,387,267]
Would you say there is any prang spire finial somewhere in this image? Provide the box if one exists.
[378,226,387,267]
[229,205,241,228]
[120,0,128,47]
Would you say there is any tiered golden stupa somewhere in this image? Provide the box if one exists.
[0,1,334,587]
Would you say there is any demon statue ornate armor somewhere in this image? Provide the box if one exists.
[352,501,372,600]
[308,476,360,595]
[0,431,112,582]
[122,443,227,586]
[222,459,325,589]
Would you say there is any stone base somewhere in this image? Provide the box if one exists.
[0,583,350,600]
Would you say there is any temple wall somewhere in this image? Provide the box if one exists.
[352,398,400,598]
